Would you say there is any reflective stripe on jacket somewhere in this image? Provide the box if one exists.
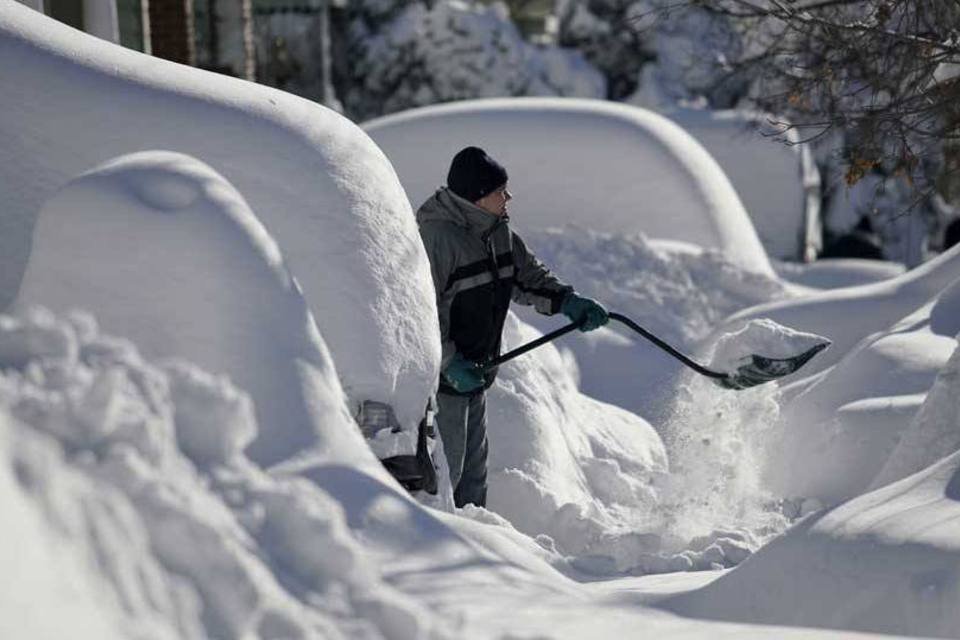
[416,188,572,394]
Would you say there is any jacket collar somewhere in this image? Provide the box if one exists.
[417,188,508,239]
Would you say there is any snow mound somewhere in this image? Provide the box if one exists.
[871,284,960,488]
[487,313,668,571]
[774,258,906,290]
[0,2,439,434]
[665,446,960,638]
[363,97,774,276]
[764,275,960,504]
[486,314,788,575]
[716,243,960,379]
[707,319,829,375]
[0,306,449,639]
[14,151,374,468]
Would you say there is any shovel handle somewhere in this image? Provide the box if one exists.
[483,311,729,382]
[483,320,582,371]
[608,312,727,380]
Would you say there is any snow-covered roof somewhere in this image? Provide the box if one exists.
[363,97,774,276]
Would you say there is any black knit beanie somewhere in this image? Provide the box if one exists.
[446,146,508,203]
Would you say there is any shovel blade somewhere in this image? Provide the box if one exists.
[714,341,830,390]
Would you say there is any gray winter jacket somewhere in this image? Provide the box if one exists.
[416,188,572,393]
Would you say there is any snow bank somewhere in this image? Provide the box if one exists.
[487,314,791,574]
[0,2,438,433]
[761,275,960,504]
[774,258,906,290]
[716,243,960,379]
[664,447,960,638]
[0,306,449,639]
[13,151,374,468]
[362,98,774,276]
[0,411,132,640]
[486,313,668,571]
[871,280,960,488]
[0,308,890,639]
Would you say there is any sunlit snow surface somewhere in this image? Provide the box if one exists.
[0,307,898,640]
[4,2,960,638]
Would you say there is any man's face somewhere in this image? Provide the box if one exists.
[475,184,512,217]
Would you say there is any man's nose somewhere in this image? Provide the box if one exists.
[504,190,513,201]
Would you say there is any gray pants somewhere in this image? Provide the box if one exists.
[436,390,488,508]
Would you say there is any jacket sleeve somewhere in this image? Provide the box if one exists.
[511,232,573,315]
[419,222,459,370]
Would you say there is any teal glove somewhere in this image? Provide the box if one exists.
[561,293,609,332]
[442,353,485,393]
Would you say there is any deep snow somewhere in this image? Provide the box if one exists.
[13,151,367,467]
[5,2,960,639]
[0,0,440,438]
[666,377,960,637]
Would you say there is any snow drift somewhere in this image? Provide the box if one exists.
[0,1,438,434]
[763,274,960,504]
[0,307,444,639]
[13,151,370,468]
[666,384,960,637]
[362,98,774,276]
[2,306,871,639]
[715,243,960,379]
[488,313,669,570]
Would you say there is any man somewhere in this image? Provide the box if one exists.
[416,146,608,508]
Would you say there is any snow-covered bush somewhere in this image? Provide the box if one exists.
[338,0,604,121]
[556,0,654,100]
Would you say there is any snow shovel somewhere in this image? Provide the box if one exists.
[484,311,829,390]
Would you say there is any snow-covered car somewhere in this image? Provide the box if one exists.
[362,97,775,277]
[661,108,822,262]
[0,2,441,489]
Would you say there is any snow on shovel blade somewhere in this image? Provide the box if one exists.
[713,341,830,390]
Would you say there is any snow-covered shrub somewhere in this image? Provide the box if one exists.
[339,0,604,121]
[556,0,655,100]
